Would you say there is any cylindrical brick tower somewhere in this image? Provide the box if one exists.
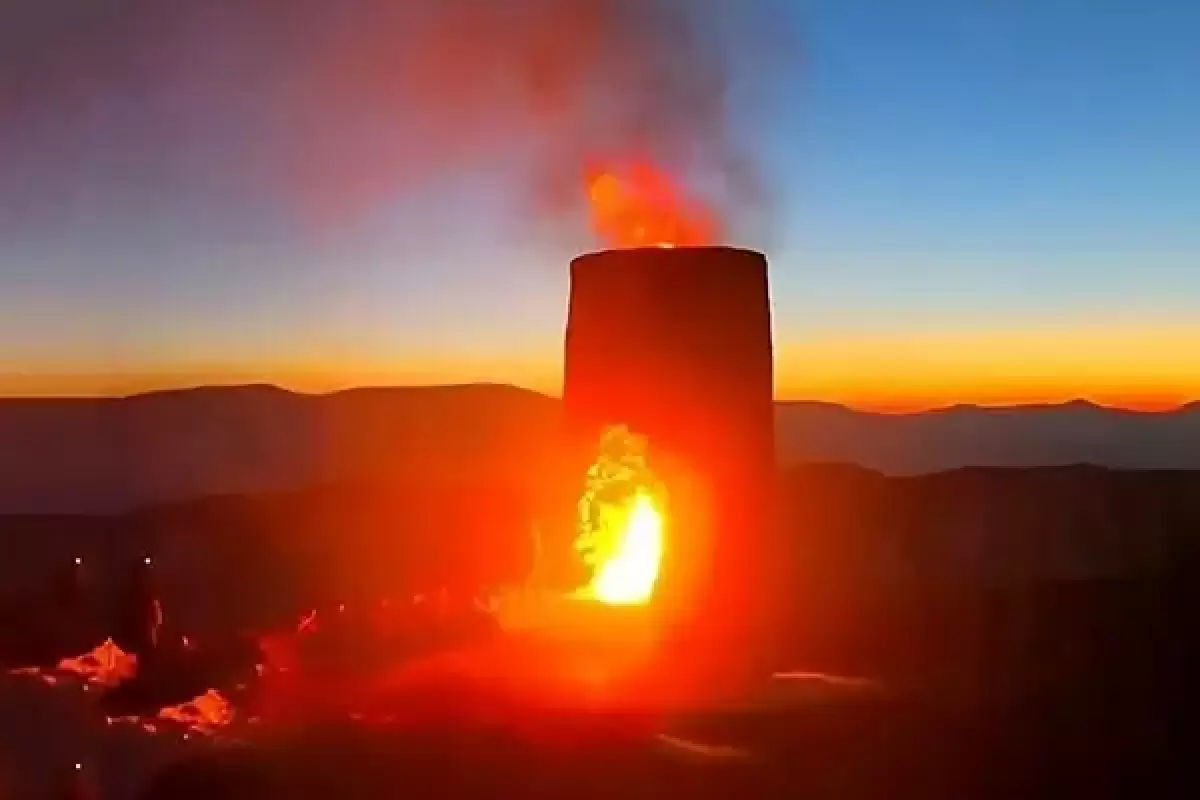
[561,245,778,690]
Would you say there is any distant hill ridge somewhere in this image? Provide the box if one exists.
[1,383,1197,514]
[19,383,1193,411]
[779,397,1200,415]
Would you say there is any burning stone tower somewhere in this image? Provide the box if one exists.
[562,245,778,683]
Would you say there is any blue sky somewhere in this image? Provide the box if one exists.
[1,0,1197,405]
[772,0,1199,318]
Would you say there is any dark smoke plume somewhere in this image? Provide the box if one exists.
[274,0,793,239]
[0,0,794,241]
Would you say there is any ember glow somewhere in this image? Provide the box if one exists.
[8,638,239,739]
[574,426,666,606]
[8,638,138,688]
[585,162,715,248]
[122,689,237,737]
[56,639,137,687]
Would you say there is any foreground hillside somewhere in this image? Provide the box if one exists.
[1,464,1195,797]
[2,464,1196,689]
[1,384,1197,513]
[4,463,1194,602]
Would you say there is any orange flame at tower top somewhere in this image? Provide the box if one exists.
[585,162,717,249]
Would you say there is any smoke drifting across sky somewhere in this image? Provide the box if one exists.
[0,0,792,242]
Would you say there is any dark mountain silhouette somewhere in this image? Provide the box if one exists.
[0,384,559,514]
[776,399,1200,475]
[1,384,1197,514]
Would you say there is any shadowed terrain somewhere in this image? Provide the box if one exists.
[0,386,1196,797]
[1,385,1197,514]
[2,463,1195,685]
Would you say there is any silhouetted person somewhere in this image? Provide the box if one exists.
[52,558,84,612]
[137,751,268,800]
[45,556,95,656]
[111,556,163,661]
[56,762,95,800]
[0,557,96,666]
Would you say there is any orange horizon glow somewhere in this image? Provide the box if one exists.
[2,368,1196,412]
[1,371,1195,413]
[806,395,1195,414]
[772,322,1200,413]
[2,323,1198,413]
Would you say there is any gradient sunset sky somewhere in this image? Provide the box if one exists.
[2,0,1197,410]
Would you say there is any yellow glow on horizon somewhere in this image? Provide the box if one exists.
[773,322,1200,411]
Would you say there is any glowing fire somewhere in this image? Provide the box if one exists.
[589,491,664,605]
[585,162,714,249]
[574,426,665,606]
